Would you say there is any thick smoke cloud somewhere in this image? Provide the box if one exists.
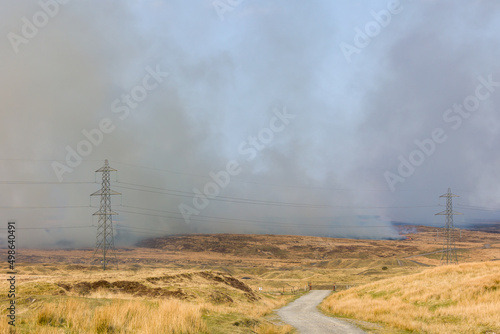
[1,0,499,248]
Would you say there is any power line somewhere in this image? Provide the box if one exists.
[115,208,182,219]
[114,224,178,235]
[0,205,91,209]
[114,182,438,210]
[120,204,181,215]
[456,204,500,211]
[0,181,95,185]
[0,158,102,162]
[0,158,479,196]
[114,207,394,229]
[110,160,211,178]
[116,204,397,228]
[0,225,93,231]
[115,182,193,196]
[0,200,423,230]
[114,184,332,208]
[111,160,443,193]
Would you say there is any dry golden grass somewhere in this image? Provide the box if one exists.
[0,266,295,333]
[42,297,288,334]
[13,298,206,333]
[254,322,295,334]
[321,261,500,334]
[1,294,292,333]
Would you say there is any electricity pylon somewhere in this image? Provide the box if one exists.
[91,160,120,270]
[435,188,462,265]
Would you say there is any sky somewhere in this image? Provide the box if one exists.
[1,0,500,248]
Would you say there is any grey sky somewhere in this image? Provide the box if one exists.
[1,0,500,248]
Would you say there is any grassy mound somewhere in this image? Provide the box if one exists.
[321,261,500,334]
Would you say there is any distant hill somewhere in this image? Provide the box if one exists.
[467,222,500,234]
[136,233,423,260]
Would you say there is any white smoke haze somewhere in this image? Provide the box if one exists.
[1,0,500,248]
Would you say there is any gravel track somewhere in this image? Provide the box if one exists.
[277,290,366,334]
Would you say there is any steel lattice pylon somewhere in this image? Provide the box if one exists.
[91,160,121,270]
[435,188,462,265]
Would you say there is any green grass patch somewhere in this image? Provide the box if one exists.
[203,312,255,334]
[370,291,389,299]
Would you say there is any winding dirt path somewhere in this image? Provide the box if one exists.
[277,290,366,334]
